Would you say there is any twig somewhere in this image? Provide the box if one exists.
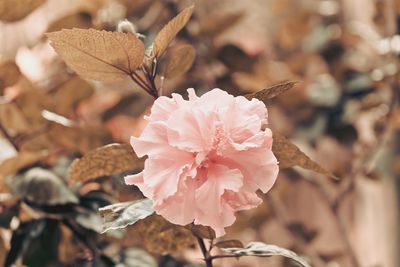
[196,237,213,267]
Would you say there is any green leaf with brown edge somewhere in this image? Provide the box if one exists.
[186,223,216,239]
[247,80,299,101]
[221,242,311,267]
[99,198,154,233]
[215,239,244,249]
[273,132,337,179]
[69,143,145,186]
[47,29,145,82]
[150,5,194,59]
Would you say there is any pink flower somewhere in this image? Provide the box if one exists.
[125,89,278,236]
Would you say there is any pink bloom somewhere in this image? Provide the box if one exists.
[125,89,278,236]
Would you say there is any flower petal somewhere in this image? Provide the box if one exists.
[143,150,194,203]
[167,107,217,152]
[194,164,243,236]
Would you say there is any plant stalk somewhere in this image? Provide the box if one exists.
[196,237,213,267]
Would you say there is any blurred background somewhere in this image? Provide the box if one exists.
[0,0,399,266]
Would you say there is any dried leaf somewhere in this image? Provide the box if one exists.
[222,242,310,267]
[215,239,244,249]
[195,12,243,37]
[186,224,216,239]
[47,29,145,82]
[0,61,20,91]
[47,12,93,33]
[99,198,154,233]
[0,0,45,22]
[53,77,94,116]
[164,44,196,78]
[151,5,194,59]
[273,132,336,179]
[9,168,79,205]
[49,124,111,154]
[138,215,196,255]
[69,143,144,186]
[247,80,299,102]
[0,103,30,134]
[0,151,48,181]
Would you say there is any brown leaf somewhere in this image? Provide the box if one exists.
[0,151,48,192]
[164,44,196,78]
[272,132,337,179]
[47,12,93,33]
[138,215,196,255]
[47,29,145,82]
[0,61,20,91]
[69,143,144,186]
[14,77,54,130]
[49,123,112,154]
[0,103,30,135]
[0,0,45,22]
[247,80,299,102]
[186,224,216,239]
[53,77,94,116]
[195,12,243,37]
[215,239,244,249]
[151,5,194,59]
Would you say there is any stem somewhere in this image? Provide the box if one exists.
[128,73,157,99]
[196,237,213,267]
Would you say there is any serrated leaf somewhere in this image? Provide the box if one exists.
[273,132,337,179]
[215,239,244,249]
[99,198,154,233]
[47,29,145,82]
[151,5,194,59]
[0,0,45,22]
[69,143,144,186]
[248,80,299,101]
[222,242,310,267]
[186,224,216,239]
[164,44,196,78]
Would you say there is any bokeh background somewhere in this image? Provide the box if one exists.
[0,0,399,266]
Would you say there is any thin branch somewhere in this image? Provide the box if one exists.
[128,73,156,99]
[196,237,213,267]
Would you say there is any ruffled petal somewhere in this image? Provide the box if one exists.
[155,176,197,225]
[224,146,279,193]
[194,164,243,236]
[130,121,169,157]
[167,107,217,152]
[124,172,154,199]
[143,150,195,204]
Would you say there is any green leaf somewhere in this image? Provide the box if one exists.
[99,199,154,233]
